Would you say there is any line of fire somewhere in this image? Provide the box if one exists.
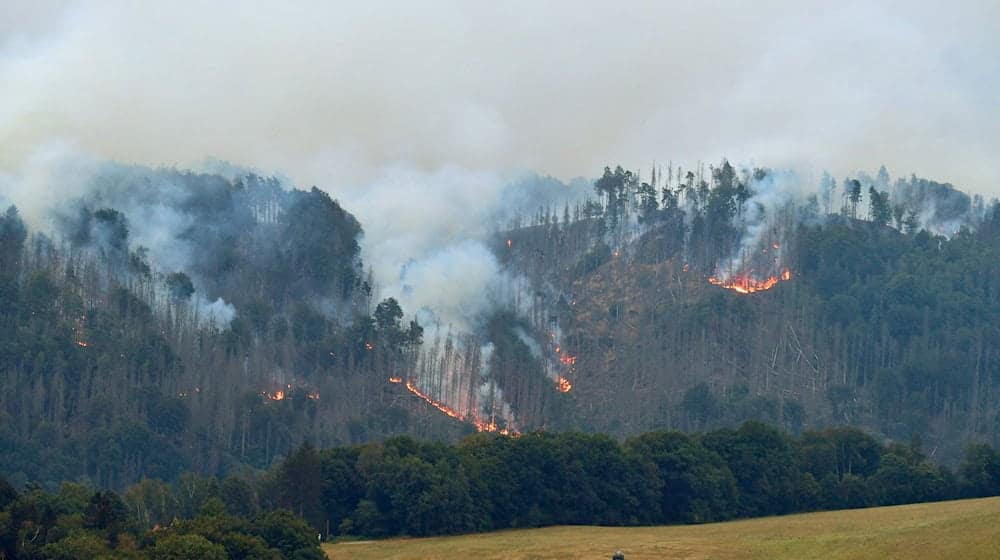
[707,241,793,295]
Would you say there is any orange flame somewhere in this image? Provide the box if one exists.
[307,392,320,400]
[364,342,374,351]
[506,239,512,248]
[549,332,577,393]
[404,381,466,421]
[556,377,572,393]
[391,377,518,435]
[708,268,792,294]
[76,341,89,348]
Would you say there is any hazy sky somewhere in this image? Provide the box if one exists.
[1,0,997,195]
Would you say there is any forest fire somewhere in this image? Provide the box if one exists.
[708,268,792,294]
[258,383,320,402]
[388,377,517,435]
[261,383,293,401]
[404,381,465,421]
[553,345,577,366]
[549,334,577,393]
[76,341,89,348]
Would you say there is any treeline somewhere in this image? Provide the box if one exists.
[496,161,1000,464]
[5,158,1000,491]
[265,422,1000,538]
[0,477,325,559]
[0,175,446,490]
[7,421,1000,557]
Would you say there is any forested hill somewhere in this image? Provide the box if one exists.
[492,164,1000,464]
[2,161,1000,489]
[0,167,447,489]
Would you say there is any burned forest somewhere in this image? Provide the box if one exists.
[1,161,998,490]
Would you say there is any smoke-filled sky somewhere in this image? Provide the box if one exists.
[2,1,998,193]
[1,1,998,330]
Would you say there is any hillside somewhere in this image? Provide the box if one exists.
[484,165,1000,462]
[324,496,1000,560]
[2,161,1000,489]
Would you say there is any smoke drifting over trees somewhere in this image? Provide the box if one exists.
[2,2,998,191]
[3,149,999,493]
[2,2,1000,505]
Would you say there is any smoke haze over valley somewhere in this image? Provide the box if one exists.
[4,0,997,351]
[2,1,998,191]
[4,6,1000,549]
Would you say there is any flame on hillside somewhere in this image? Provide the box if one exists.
[549,334,576,393]
[388,377,517,435]
[259,382,320,402]
[708,267,792,294]
[556,377,572,393]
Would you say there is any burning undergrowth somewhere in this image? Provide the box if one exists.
[704,167,803,295]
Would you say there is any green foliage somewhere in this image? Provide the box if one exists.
[279,187,362,299]
[625,431,736,523]
[42,531,112,560]
[149,534,227,560]
[0,425,997,555]
[257,426,996,540]
[0,476,320,559]
[84,490,130,545]
[868,186,892,226]
[250,509,321,558]
[0,206,27,276]
[702,422,798,517]
[960,444,1000,498]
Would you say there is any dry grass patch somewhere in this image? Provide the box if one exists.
[325,497,1000,560]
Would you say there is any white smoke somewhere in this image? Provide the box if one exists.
[3,2,997,195]
[194,295,236,329]
[333,164,588,337]
[398,240,506,332]
[513,326,542,360]
[0,141,97,228]
[717,167,806,278]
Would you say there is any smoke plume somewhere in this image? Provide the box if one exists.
[1,1,997,193]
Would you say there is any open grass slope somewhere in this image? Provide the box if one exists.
[324,497,1000,560]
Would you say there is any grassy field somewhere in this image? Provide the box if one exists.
[324,497,1000,559]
